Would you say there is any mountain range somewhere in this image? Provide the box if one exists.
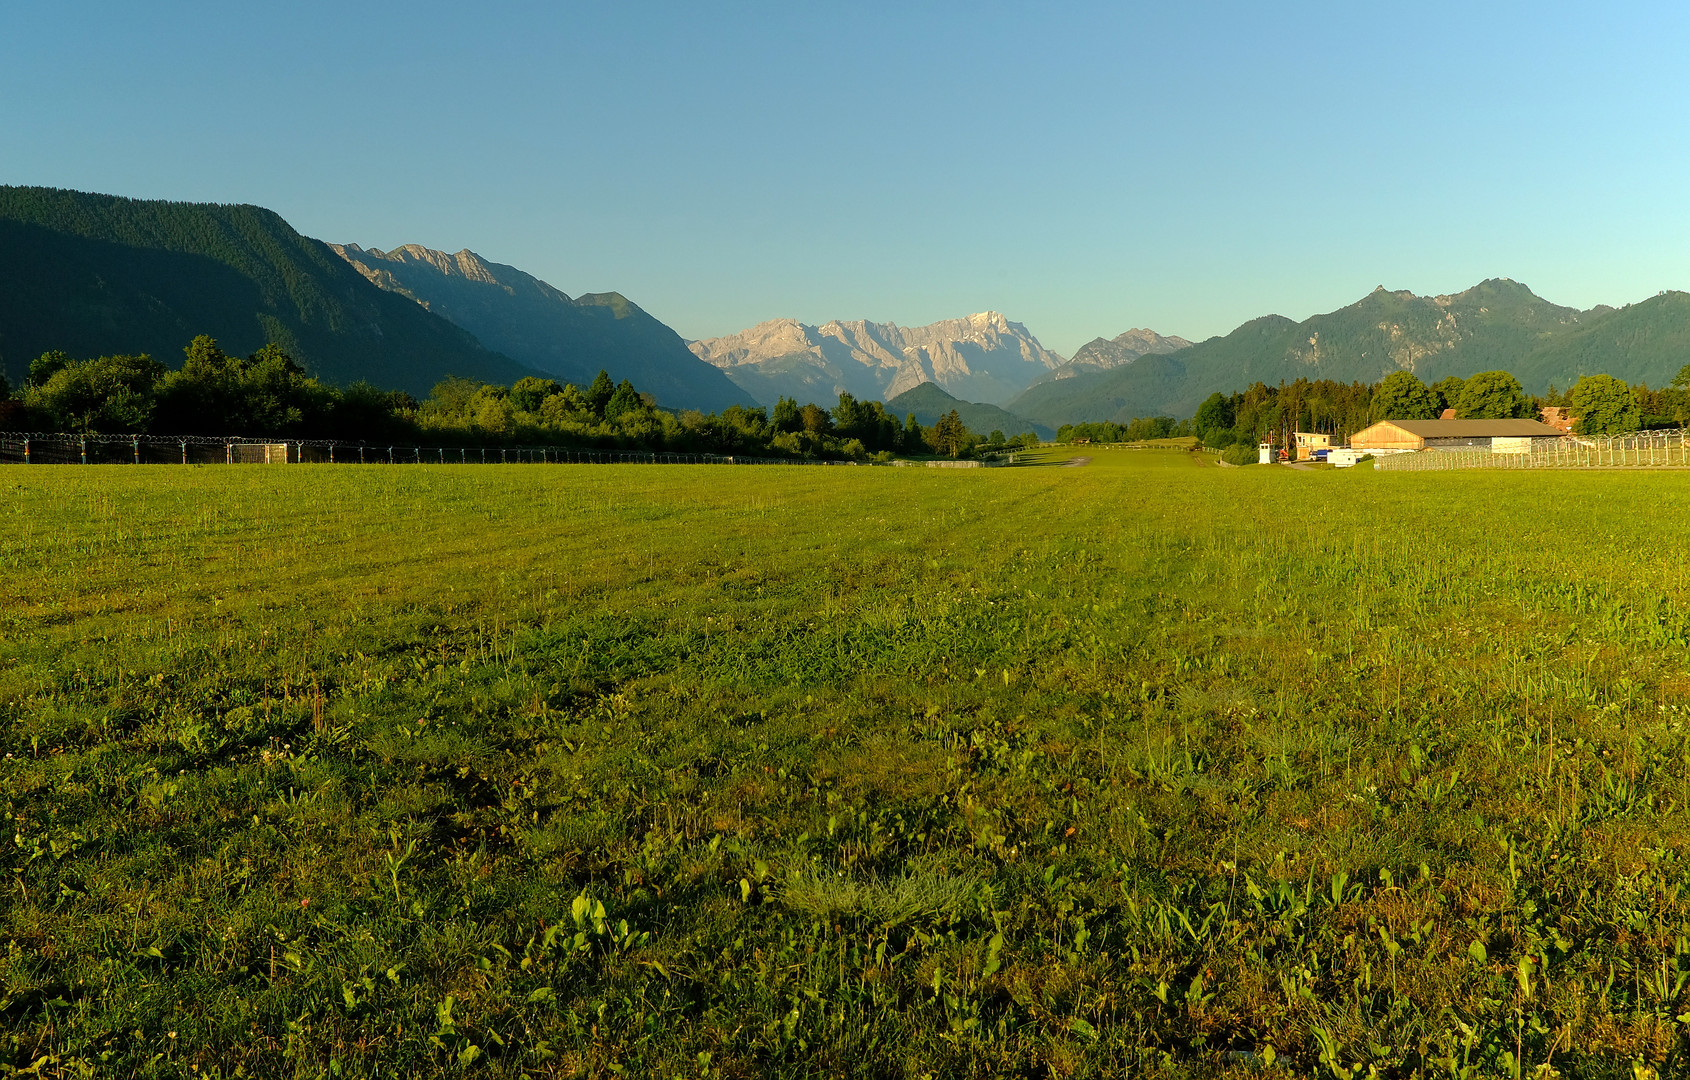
[1007,280,1690,427]
[0,186,535,396]
[6,187,1690,428]
[0,186,746,408]
[688,312,1064,407]
[1029,328,1192,387]
[330,243,746,411]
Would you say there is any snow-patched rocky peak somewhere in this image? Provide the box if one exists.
[689,312,1064,407]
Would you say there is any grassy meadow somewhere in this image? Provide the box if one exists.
[3,450,1690,1079]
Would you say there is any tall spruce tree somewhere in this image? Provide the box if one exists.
[586,370,616,419]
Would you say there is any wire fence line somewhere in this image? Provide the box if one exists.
[1374,429,1690,471]
[0,433,857,468]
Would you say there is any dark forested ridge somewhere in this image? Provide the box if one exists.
[884,381,1051,440]
[0,187,537,395]
[1013,279,1690,427]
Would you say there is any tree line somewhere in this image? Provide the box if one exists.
[1054,416,1190,444]
[0,336,999,461]
[1191,367,1690,450]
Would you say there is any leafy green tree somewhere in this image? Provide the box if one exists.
[509,377,563,413]
[181,334,232,376]
[604,379,642,423]
[1566,374,1641,435]
[1194,392,1234,440]
[1455,371,1530,419]
[772,397,801,433]
[832,391,868,436]
[1371,371,1439,420]
[152,338,331,435]
[799,403,832,435]
[1431,376,1466,414]
[474,393,515,434]
[335,381,418,440]
[425,377,486,421]
[719,403,769,438]
[586,370,616,419]
[0,369,9,401]
[232,343,331,433]
[1200,425,1237,450]
[1220,443,1257,466]
[29,350,72,386]
[24,353,166,432]
[535,388,579,425]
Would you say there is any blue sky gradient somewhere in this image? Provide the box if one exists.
[5,1,1689,354]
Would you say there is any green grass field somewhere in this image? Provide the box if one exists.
[3,451,1690,1078]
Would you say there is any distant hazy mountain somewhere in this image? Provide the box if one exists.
[0,186,536,396]
[1021,327,1192,392]
[1007,279,1662,427]
[884,381,1053,440]
[332,243,747,411]
[689,312,1064,407]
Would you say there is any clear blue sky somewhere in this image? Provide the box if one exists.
[5,1,1690,355]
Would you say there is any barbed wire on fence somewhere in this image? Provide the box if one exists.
[0,432,856,467]
[1373,429,1690,471]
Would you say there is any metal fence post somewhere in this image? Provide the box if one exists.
[132,436,140,465]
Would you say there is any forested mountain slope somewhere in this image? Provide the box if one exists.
[0,187,535,395]
[884,381,1052,439]
[1505,291,1690,390]
[1009,279,1690,426]
[331,243,747,411]
[1020,327,1192,394]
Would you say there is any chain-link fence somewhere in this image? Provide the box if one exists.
[0,433,856,467]
[1374,429,1690,471]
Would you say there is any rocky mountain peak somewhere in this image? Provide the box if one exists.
[689,312,1063,407]
[335,243,505,289]
[1016,324,1191,392]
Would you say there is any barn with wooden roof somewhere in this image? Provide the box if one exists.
[1350,418,1563,452]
